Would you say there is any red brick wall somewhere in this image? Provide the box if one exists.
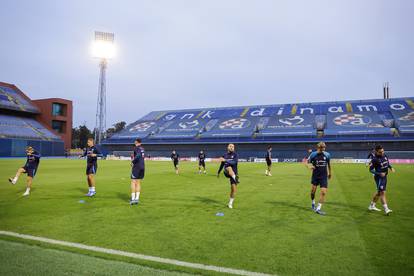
[33,98,73,150]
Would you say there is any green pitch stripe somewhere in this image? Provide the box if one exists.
[0,230,275,276]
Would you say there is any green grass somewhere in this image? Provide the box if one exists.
[0,239,190,276]
[0,159,413,275]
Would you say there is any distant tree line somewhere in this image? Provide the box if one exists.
[71,121,126,148]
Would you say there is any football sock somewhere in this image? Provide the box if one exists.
[136,192,140,200]
[229,197,234,205]
[25,188,30,193]
[383,204,388,210]
[13,177,18,182]
[91,187,96,192]
[312,199,315,205]
[316,203,322,211]
[131,193,136,200]
[370,201,375,207]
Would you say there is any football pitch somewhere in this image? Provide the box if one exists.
[0,159,413,276]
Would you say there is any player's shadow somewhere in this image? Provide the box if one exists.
[266,200,310,212]
[116,192,129,201]
[328,201,364,211]
[193,196,223,207]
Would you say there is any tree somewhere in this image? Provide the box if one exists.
[105,121,127,138]
[72,124,92,148]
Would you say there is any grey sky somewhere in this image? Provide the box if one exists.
[1,0,413,128]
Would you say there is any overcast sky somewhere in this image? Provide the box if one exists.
[1,0,413,128]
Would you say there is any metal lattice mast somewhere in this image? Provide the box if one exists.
[95,59,107,144]
[93,31,114,145]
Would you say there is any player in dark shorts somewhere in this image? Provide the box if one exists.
[130,138,145,205]
[265,145,272,176]
[8,146,41,196]
[198,150,206,174]
[80,138,102,197]
[171,150,179,175]
[218,144,240,209]
[307,142,332,215]
[368,145,395,215]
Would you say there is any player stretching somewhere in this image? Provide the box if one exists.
[265,146,272,176]
[8,146,40,196]
[368,145,395,215]
[171,150,179,174]
[198,150,206,174]
[218,144,240,209]
[307,142,332,215]
[130,138,145,205]
[80,138,102,197]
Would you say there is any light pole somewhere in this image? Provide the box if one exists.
[92,31,115,144]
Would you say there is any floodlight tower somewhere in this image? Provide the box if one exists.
[92,31,115,144]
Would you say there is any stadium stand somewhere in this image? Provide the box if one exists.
[103,97,414,159]
[0,82,65,157]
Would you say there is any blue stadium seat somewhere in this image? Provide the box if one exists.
[324,112,392,137]
[0,85,39,113]
[103,97,414,145]
[391,110,414,136]
[0,114,60,140]
[255,115,317,138]
[200,117,261,139]
[150,118,208,139]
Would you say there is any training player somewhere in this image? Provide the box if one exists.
[218,144,240,209]
[171,150,180,174]
[368,145,395,215]
[8,146,41,196]
[307,142,332,215]
[198,150,206,174]
[80,138,102,197]
[265,145,272,176]
[130,138,145,205]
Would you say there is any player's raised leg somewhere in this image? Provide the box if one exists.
[9,167,25,185]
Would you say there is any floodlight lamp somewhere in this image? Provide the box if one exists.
[92,31,115,59]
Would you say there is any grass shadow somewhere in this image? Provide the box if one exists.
[266,200,311,212]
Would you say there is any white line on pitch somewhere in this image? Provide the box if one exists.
[0,230,275,276]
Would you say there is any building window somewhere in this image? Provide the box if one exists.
[52,120,66,133]
[52,103,66,116]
